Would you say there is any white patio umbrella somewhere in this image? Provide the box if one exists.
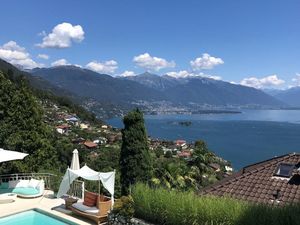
[0,148,28,163]
[70,149,80,170]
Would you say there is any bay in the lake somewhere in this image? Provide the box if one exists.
[107,110,300,170]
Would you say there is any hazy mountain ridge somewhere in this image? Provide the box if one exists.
[265,87,300,107]
[122,72,284,107]
[0,59,80,102]
[0,59,288,119]
[122,72,180,90]
[31,66,285,109]
[31,66,166,104]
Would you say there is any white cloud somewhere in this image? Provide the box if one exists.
[133,53,175,71]
[240,75,285,89]
[37,54,49,60]
[86,60,118,74]
[37,22,85,48]
[190,53,224,70]
[119,70,136,77]
[166,70,222,80]
[205,74,222,80]
[0,41,43,69]
[166,70,190,78]
[74,64,83,68]
[51,58,69,67]
[291,73,300,86]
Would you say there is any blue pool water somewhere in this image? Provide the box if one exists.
[0,209,78,225]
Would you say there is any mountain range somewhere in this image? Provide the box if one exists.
[30,67,285,110]
[264,87,300,107]
[123,72,284,107]
[0,59,79,102]
[1,58,298,118]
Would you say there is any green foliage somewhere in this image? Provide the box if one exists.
[132,183,300,225]
[154,146,164,158]
[0,71,58,172]
[54,136,75,171]
[164,151,173,158]
[112,195,135,219]
[151,158,199,191]
[119,109,153,195]
[87,145,121,197]
[192,140,213,173]
[35,90,100,124]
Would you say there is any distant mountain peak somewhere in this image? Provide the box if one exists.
[139,71,159,77]
[50,65,83,70]
[0,58,287,115]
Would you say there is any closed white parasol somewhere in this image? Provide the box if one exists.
[70,149,80,170]
[0,148,28,163]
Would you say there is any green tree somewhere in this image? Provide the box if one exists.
[0,71,58,173]
[119,109,152,195]
[192,140,212,173]
[154,146,164,158]
[165,150,173,158]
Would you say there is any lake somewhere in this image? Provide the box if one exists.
[107,110,300,170]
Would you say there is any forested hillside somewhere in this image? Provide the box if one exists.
[0,67,232,197]
[0,69,105,174]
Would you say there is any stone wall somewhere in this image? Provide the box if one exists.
[108,213,155,225]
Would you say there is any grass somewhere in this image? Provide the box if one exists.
[132,183,300,225]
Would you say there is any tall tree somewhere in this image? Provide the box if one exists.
[119,109,152,195]
[192,140,212,173]
[0,71,57,173]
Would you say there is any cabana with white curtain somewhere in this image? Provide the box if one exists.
[57,165,115,206]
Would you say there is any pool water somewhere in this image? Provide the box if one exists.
[0,209,78,225]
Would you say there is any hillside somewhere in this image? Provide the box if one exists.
[0,59,80,103]
[0,60,126,118]
[31,66,165,104]
[31,66,284,112]
[273,87,300,107]
[0,68,231,197]
[0,67,123,173]
[123,72,180,90]
[123,73,284,107]
[0,59,286,118]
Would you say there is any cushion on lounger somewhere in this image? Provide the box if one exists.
[83,191,98,207]
[28,179,40,188]
[8,180,30,188]
[12,187,39,196]
[15,180,30,188]
[72,202,99,215]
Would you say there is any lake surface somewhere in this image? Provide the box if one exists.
[107,110,300,170]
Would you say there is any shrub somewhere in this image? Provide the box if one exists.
[112,195,135,219]
[132,183,300,225]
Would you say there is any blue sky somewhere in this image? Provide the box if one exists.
[0,0,299,89]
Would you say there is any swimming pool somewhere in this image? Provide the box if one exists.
[0,208,79,225]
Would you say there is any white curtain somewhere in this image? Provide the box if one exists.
[57,165,115,205]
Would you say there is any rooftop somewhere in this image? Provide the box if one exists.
[56,125,70,129]
[84,141,98,148]
[202,152,300,205]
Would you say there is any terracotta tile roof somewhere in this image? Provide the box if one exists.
[84,141,98,148]
[56,124,70,129]
[209,163,221,171]
[202,152,300,206]
[175,140,186,145]
[177,150,191,158]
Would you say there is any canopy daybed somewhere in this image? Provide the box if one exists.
[57,165,115,224]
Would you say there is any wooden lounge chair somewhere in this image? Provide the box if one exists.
[70,194,112,225]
